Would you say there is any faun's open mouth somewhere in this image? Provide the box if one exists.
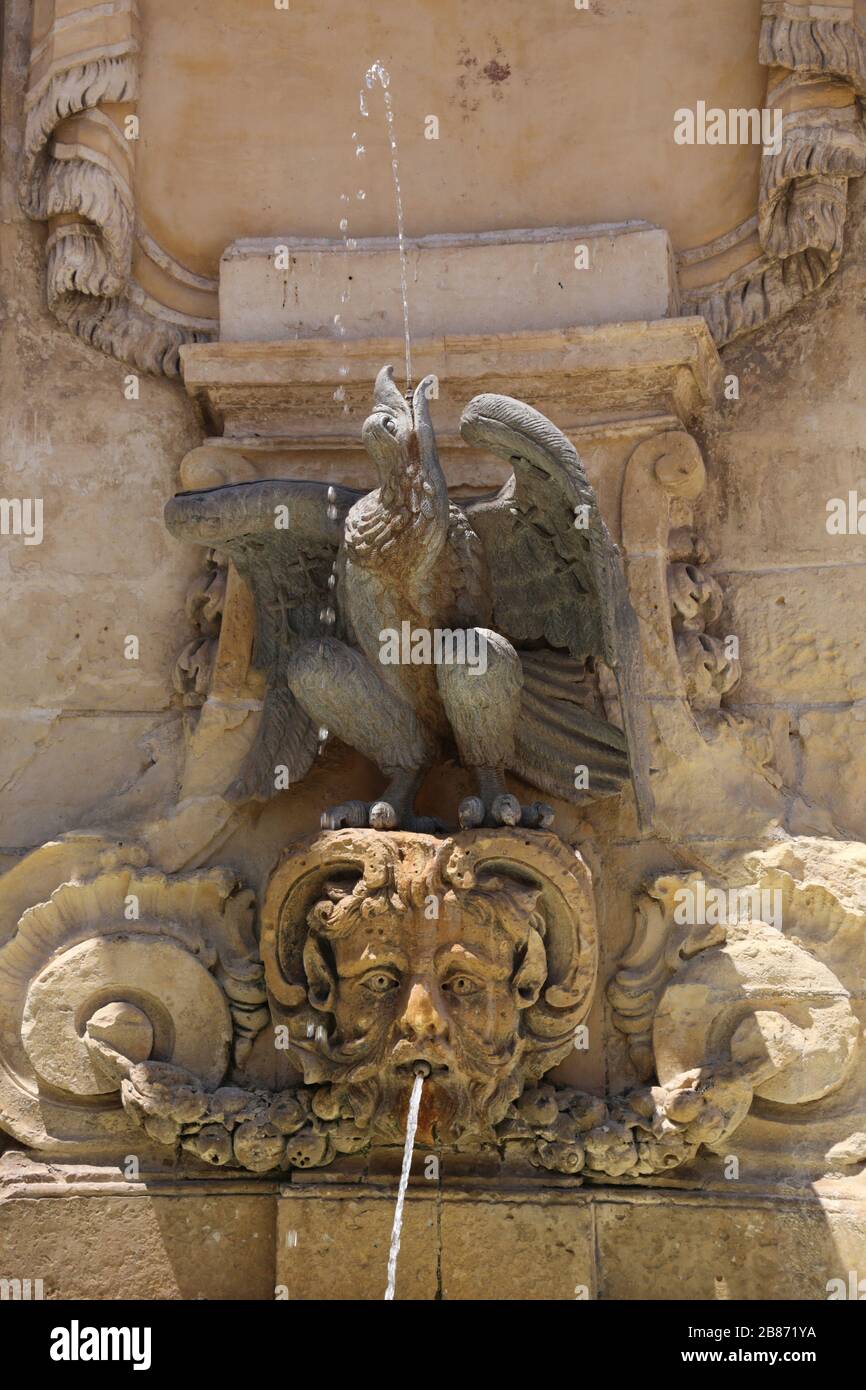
[395,1059,449,1079]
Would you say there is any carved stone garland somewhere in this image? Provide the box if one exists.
[680,0,866,343]
[19,0,216,373]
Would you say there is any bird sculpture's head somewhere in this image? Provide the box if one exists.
[361,364,440,486]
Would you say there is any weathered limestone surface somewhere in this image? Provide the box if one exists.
[276,1189,439,1301]
[595,1194,866,1302]
[0,0,201,856]
[702,170,866,846]
[220,226,678,343]
[0,1184,276,1299]
[3,0,866,1302]
[3,1162,864,1301]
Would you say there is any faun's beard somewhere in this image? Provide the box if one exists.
[313,1024,527,1146]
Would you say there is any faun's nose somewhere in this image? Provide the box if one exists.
[398,980,449,1043]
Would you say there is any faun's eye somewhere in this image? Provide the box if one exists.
[442,975,481,998]
[361,971,400,995]
[382,416,398,436]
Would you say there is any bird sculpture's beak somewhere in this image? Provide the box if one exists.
[412,376,439,476]
[372,363,411,420]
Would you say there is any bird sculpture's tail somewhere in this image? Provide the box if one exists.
[510,650,630,805]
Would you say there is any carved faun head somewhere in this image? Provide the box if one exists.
[261,829,597,1146]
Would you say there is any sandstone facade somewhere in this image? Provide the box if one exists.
[2,0,866,1302]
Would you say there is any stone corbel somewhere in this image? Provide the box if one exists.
[620,428,784,826]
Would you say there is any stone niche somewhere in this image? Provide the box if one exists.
[3,0,866,1301]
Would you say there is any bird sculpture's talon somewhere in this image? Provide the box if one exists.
[491,793,522,826]
[458,796,485,829]
[522,801,555,829]
[369,800,398,830]
[321,800,371,830]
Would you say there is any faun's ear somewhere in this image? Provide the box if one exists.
[303,936,336,1013]
[513,928,547,1009]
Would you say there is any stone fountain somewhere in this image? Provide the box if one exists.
[6,0,866,1299]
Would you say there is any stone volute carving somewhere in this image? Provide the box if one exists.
[0,846,267,1153]
[165,366,654,832]
[620,428,780,798]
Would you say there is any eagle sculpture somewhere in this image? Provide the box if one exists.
[165,367,653,832]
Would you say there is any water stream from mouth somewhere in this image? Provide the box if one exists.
[364,62,413,390]
[384,1069,424,1301]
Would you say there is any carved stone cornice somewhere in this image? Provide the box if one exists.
[179,319,722,442]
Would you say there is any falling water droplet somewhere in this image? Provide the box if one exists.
[333,386,346,402]
[356,189,366,200]
[339,217,349,233]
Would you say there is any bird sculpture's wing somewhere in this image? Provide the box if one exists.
[461,394,654,828]
[165,478,363,800]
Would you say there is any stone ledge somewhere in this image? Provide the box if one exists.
[2,1165,863,1300]
[220,223,679,343]
[180,317,722,438]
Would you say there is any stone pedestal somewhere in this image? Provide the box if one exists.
[3,1156,864,1301]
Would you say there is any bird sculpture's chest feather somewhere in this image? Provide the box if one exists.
[341,495,489,732]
